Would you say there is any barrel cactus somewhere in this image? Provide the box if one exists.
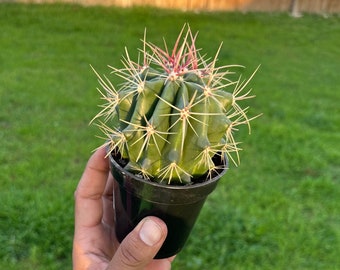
[92,25,258,185]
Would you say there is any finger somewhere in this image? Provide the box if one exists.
[144,255,175,270]
[102,172,114,227]
[74,146,109,228]
[107,217,168,270]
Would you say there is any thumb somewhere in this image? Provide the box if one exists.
[107,217,168,270]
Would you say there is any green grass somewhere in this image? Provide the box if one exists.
[0,3,339,269]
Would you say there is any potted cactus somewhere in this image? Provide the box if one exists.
[91,25,259,258]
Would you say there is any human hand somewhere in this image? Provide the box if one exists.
[73,147,174,270]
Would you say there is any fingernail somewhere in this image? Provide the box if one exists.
[139,218,163,246]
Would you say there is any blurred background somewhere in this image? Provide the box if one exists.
[12,0,340,13]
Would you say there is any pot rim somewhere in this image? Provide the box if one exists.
[108,150,228,191]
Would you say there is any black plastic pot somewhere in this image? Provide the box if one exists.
[108,153,227,259]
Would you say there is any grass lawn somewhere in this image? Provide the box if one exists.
[0,3,339,269]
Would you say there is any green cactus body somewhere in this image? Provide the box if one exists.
[92,25,258,185]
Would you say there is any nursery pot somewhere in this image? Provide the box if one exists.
[108,153,228,259]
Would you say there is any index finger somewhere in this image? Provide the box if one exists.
[74,146,110,228]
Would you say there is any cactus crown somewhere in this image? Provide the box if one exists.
[92,25,259,185]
